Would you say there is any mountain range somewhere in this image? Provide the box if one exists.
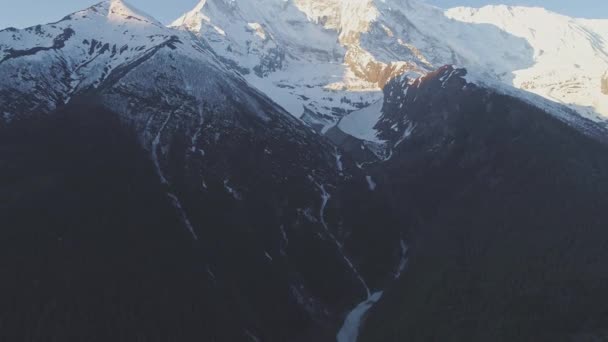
[2,1,608,341]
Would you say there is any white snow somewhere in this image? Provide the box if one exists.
[171,0,385,127]
[337,291,384,342]
[279,224,289,256]
[167,193,199,240]
[190,107,205,151]
[318,184,331,231]
[365,176,376,191]
[395,239,408,279]
[152,110,174,184]
[0,0,222,119]
[243,61,382,124]
[446,4,608,121]
[224,179,243,200]
[247,23,267,40]
[265,252,273,262]
[335,237,408,342]
[169,0,608,132]
[338,100,385,143]
[3,0,608,128]
[394,121,416,148]
[316,183,370,297]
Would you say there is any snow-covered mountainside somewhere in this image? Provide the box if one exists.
[2,0,607,130]
[170,0,383,130]
[172,0,608,132]
[0,0,215,121]
[4,1,608,342]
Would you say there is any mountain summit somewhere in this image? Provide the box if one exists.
[171,0,608,129]
[100,0,163,26]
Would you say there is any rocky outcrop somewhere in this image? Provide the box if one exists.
[344,46,419,88]
[602,71,608,95]
[172,0,608,127]
[361,66,608,342]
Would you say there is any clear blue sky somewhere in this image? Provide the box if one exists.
[0,0,606,30]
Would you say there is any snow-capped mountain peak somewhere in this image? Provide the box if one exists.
[104,0,163,26]
[0,0,209,120]
[3,2,608,342]
[63,0,163,28]
[171,0,608,132]
[298,0,381,44]
[170,0,383,129]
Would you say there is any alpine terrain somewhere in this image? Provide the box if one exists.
[1,1,608,341]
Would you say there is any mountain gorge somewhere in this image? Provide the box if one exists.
[2,0,608,341]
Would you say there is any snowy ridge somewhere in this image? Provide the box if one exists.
[2,1,606,340]
[171,0,383,129]
[316,0,608,143]
[337,291,383,342]
[337,99,384,143]
[447,4,608,121]
[172,0,608,135]
[0,0,218,120]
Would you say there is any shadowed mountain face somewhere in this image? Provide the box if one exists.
[360,66,608,342]
[0,105,226,341]
[0,102,402,342]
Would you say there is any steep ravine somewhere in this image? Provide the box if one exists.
[336,238,409,342]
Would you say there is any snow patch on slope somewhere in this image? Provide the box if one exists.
[337,99,385,143]
[446,4,608,121]
[337,291,383,342]
[0,0,213,115]
[171,0,388,127]
[173,0,608,130]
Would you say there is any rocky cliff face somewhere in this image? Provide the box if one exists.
[358,66,608,342]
